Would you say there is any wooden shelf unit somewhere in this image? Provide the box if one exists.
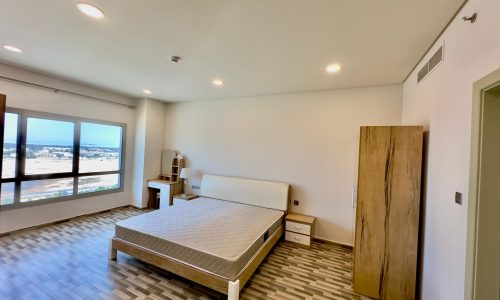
[160,157,184,182]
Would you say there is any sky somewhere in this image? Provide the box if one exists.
[4,113,18,144]
[4,113,122,148]
[81,122,122,148]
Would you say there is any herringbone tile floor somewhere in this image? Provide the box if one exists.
[0,207,371,300]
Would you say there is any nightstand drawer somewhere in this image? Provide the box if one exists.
[285,231,311,246]
[286,221,311,235]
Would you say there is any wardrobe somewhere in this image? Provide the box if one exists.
[0,94,5,197]
[353,126,423,300]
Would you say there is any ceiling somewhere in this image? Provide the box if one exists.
[0,0,464,102]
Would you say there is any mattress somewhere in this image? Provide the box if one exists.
[115,197,284,280]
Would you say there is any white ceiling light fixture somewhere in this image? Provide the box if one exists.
[212,79,224,87]
[326,64,342,74]
[3,45,23,53]
[142,89,152,95]
[77,3,105,19]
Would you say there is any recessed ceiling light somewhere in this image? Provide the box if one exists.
[77,3,105,19]
[212,79,224,87]
[3,45,23,53]
[142,89,152,95]
[326,64,342,74]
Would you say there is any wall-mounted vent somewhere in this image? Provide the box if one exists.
[417,45,444,84]
[417,64,429,83]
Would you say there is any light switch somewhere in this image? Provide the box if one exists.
[455,192,463,205]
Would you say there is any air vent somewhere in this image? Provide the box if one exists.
[417,65,429,83]
[429,46,443,70]
[417,45,444,84]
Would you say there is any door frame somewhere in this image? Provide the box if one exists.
[465,68,500,300]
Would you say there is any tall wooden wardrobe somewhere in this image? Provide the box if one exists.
[353,126,423,300]
[0,94,5,198]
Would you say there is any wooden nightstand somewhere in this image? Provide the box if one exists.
[285,213,315,246]
[173,194,199,205]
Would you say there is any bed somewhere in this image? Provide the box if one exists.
[109,174,290,300]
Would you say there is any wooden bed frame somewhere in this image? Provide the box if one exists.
[109,174,290,300]
[109,226,283,299]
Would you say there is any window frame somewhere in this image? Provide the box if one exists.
[1,107,126,210]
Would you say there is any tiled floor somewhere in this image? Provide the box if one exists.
[0,207,371,300]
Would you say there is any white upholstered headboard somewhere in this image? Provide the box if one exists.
[200,175,290,211]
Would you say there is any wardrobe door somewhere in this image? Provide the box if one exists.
[0,94,5,196]
[353,126,423,300]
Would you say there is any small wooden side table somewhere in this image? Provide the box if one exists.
[147,180,183,209]
[173,194,199,205]
[285,213,316,247]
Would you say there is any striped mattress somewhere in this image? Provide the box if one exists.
[115,197,284,280]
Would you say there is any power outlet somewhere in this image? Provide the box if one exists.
[455,192,463,205]
[293,200,299,206]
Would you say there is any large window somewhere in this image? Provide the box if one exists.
[1,109,125,208]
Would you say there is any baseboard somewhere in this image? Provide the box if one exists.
[132,205,151,210]
[0,205,137,237]
[313,236,354,249]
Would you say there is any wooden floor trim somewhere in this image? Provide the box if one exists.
[313,237,354,249]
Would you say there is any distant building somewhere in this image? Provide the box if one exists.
[38,149,50,158]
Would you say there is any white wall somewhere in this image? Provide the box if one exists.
[164,85,402,245]
[144,99,167,195]
[132,98,166,208]
[132,99,147,208]
[0,63,136,233]
[401,0,500,299]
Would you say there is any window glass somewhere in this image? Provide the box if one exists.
[25,118,74,175]
[2,113,18,178]
[78,174,120,194]
[0,110,124,207]
[1,183,15,205]
[79,122,122,173]
[20,178,74,202]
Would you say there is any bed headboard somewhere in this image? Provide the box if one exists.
[200,175,290,211]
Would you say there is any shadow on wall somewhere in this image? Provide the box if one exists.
[416,130,430,300]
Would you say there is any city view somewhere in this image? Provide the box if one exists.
[1,114,123,205]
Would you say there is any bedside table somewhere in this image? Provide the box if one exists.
[285,213,315,246]
[173,194,199,205]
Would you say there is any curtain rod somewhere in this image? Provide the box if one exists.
[0,75,135,110]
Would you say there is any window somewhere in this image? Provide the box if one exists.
[79,122,122,173]
[2,113,18,179]
[0,108,125,209]
[0,182,14,205]
[21,178,74,202]
[25,118,74,175]
[78,174,120,194]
